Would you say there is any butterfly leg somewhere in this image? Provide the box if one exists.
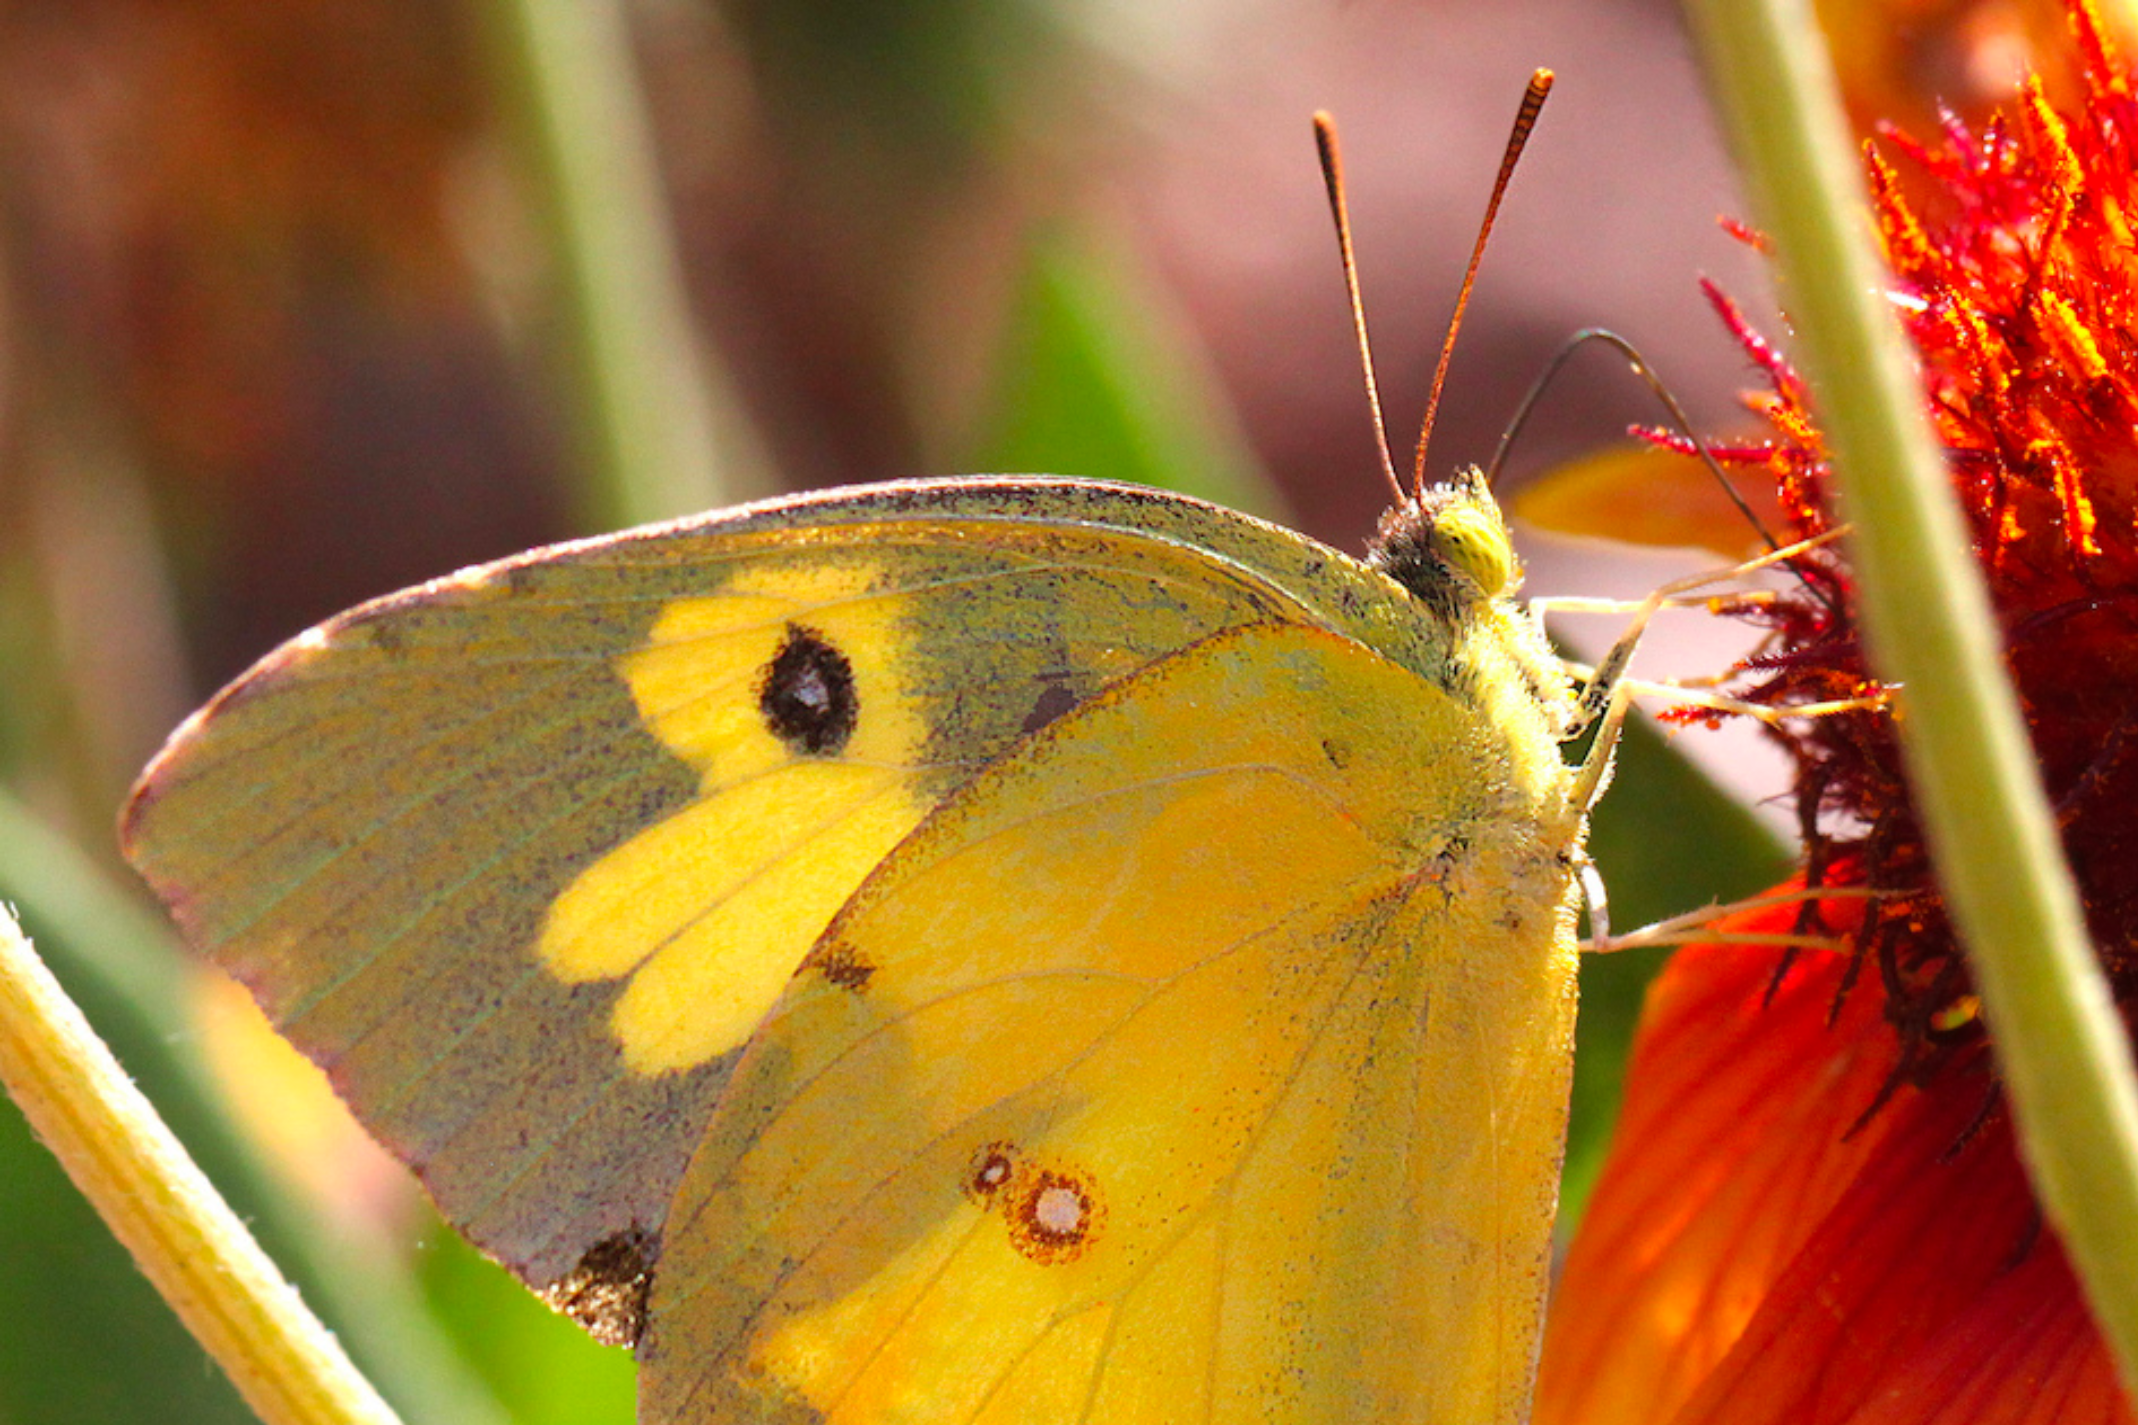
[1562,528,1844,814]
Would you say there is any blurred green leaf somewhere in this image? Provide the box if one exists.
[484,0,772,531]
[0,1099,253,1424]
[729,0,1056,155]
[1566,709,1790,1226]
[974,228,1283,517]
[416,1232,635,1425]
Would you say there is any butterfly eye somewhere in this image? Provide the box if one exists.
[1432,503,1516,599]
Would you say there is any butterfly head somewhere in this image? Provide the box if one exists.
[1317,79,1550,627]
[1367,466,1520,618]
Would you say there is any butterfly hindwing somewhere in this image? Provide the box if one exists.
[641,619,1582,1424]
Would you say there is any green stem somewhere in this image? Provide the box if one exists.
[0,787,513,1425]
[1681,0,2138,1400]
[0,908,401,1425]
[483,0,772,528]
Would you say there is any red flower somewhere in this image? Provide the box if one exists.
[1539,899,2127,1422]
[1537,4,2138,1420]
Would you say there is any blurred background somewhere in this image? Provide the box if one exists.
[0,0,2080,1421]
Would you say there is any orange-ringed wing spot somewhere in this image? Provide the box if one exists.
[649,865,1403,1408]
[759,623,861,755]
[1006,1165,1106,1267]
[960,1143,1105,1266]
[665,896,1439,1423]
[965,1142,1023,1206]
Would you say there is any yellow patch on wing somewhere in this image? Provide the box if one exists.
[537,564,938,1075]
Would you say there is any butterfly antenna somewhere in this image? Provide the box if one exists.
[1487,326,1840,613]
[1315,112,1405,505]
[1490,328,1781,550]
[1414,68,1554,500]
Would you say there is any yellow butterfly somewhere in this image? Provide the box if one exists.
[122,78,1616,1425]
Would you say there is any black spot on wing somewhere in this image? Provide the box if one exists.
[1021,681,1081,735]
[759,624,858,756]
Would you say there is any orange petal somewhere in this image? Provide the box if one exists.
[1538,907,2133,1425]
[1511,444,1782,558]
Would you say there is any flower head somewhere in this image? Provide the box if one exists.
[1538,4,2138,1420]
